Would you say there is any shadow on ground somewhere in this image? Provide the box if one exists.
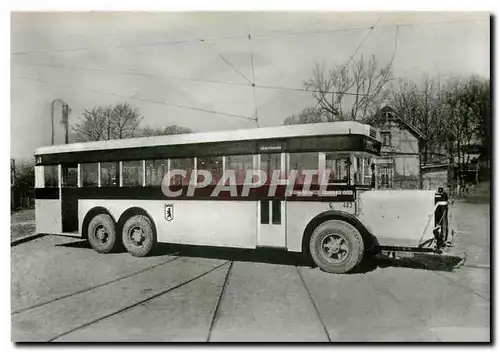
[359,253,465,273]
[56,239,465,274]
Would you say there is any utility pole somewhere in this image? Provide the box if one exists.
[51,98,69,145]
[62,103,71,144]
[105,108,111,140]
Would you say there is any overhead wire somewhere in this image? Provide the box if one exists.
[10,18,488,57]
[199,39,253,85]
[12,58,382,98]
[248,32,259,126]
[11,61,251,88]
[12,17,481,125]
[12,24,418,103]
[343,16,382,70]
[14,75,256,122]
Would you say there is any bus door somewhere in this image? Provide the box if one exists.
[257,153,286,248]
[61,164,79,232]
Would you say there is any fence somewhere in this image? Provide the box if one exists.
[11,187,35,210]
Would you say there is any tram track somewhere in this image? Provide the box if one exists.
[206,261,234,342]
[46,260,231,342]
[294,265,332,342]
[12,251,181,315]
[429,269,490,301]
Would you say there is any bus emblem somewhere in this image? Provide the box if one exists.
[165,204,174,221]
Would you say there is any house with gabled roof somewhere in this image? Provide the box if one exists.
[366,105,427,189]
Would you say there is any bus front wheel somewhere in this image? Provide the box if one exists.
[88,214,118,253]
[122,215,155,257]
[309,220,364,274]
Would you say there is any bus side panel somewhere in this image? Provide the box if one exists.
[357,190,435,247]
[79,199,257,249]
[156,200,257,249]
[36,199,62,234]
[286,201,355,252]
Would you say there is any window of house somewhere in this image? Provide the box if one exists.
[122,160,143,187]
[226,155,253,185]
[325,153,349,183]
[80,163,98,187]
[145,159,168,186]
[170,158,194,186]
[363,157,372,185]
[289,152,319,185]
[44,165,59,188]
[381,131,391,146]
[197,156,223,185]
[378,163,394,189]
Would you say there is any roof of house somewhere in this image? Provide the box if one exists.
[368,105,427,141]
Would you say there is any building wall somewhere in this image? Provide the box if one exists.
[377,118,421,189]
[422,169,448,190]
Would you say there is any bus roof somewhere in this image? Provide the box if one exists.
[36,121,379,156]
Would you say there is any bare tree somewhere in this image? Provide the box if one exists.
[387,77,449,165]
[163,125,193,135]
[140,125,193,137]
[72,103,143,142]
[444,77,490,189]
[110,103,143,139]
[72,107,108,142]
[283,107,333,125]
[304,55,392,121]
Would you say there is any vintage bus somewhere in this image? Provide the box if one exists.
[34,121,449,273]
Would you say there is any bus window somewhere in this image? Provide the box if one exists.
[362,157,372,185]
[80,163,98,187]
[354,156,362,184]
[325,153,349,183]
[289,152,319,185]
[145,159,168,186]
[62,165,78,187]
[170,158,194,186]
[260,153,281,184]
[44,165,59,188]
[226,155,253,185]
[122,160,143,187]
[197,156,223,185]
[100,162,119,187]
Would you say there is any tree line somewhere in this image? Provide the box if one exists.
[72,102,193,142]
[284,55,490,186]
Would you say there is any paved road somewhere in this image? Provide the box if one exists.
[11,201,490,342]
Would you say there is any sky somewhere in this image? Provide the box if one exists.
[10,11,490,160]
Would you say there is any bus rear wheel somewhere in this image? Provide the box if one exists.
[309,220,364,274]
[88,214,118,253]
[122,215,155,257]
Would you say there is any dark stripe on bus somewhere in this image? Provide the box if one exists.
[260,201,270,224]
[272,201,281,224]
[34,188,60,199]
[35,184,357,202]
[36,135,380,165]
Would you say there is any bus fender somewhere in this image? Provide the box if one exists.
[81,206,117,239]
[301,210,379,255]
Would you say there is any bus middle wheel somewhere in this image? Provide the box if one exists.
[122,215,155,257]
[88,213,118,254]
[309,220,364,274]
